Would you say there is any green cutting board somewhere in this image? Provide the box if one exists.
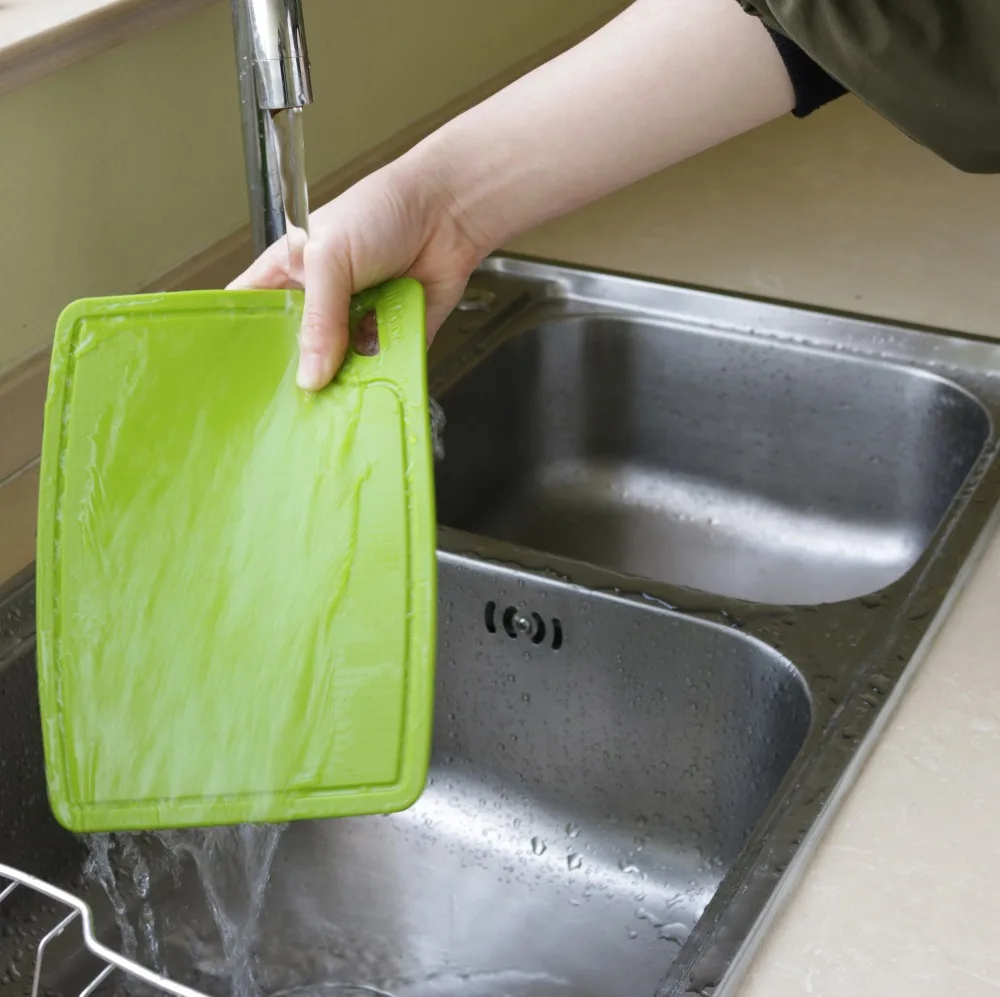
[36,280,436,833]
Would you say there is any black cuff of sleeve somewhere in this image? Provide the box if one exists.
[766,27,847,118]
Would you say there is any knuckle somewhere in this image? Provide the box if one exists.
[302,239,323,269]
[303,238,335,271]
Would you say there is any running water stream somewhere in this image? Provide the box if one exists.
[83,823,567,997]
[85,825,285,997]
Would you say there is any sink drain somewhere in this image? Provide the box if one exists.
[484,601,563,650]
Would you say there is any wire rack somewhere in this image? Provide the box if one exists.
[0,862,211,997]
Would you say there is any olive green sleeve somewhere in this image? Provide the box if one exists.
[738,0,1000,173]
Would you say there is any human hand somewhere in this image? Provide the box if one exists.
[228,155,486,391]
[230,0,793,392]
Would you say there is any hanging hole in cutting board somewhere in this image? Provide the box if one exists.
[351,310,381,356]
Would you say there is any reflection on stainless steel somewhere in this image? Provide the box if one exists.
[240,0,312,110]
[230,0,312,256]
[434,285,987,605]
[0,558,808,997]
[3,257,1000,997]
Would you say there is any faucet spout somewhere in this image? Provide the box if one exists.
[243,0,312,110]
[231,0,313,255]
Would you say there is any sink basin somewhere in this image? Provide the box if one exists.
[247,556,807,997]
[1,556,810,997]
[4,256,1000,997]
[435,316,989,605]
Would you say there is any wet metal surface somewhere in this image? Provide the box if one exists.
[435,278,988,605]
[4,256,1000,996]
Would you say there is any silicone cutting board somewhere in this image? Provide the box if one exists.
[36,280,436,833]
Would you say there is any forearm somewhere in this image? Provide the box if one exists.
[406,0,795,253]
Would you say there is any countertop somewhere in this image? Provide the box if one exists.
[510,97,1000,996]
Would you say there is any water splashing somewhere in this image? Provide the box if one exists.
[84,834,139,960]
[121,833,164,972]
[84,824,286,997]
[156,824,285,997]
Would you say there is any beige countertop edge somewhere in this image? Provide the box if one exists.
[0,0,214,95]
[722,508,1000,996]
[731,521,1000,996]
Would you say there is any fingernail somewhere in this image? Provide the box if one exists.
[297,352,327,391]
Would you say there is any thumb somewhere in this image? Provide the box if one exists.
[297,244,352,391]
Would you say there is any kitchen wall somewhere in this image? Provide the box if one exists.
[0,0,620,374]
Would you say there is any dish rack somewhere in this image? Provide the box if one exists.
[0,862,210,997]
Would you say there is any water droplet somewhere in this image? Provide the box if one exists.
[531,837,547,856]
[567,852,583,871]
[659,922,689,945]
[565,822,580,838]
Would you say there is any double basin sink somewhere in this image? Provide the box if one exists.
[2,256,999,996]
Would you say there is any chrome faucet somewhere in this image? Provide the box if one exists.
[230,0,313,256]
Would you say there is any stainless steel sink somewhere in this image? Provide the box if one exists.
[249,558,808,997]
[0,557,810,997]
[3,256,1000,997]
[435,308,988,605]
